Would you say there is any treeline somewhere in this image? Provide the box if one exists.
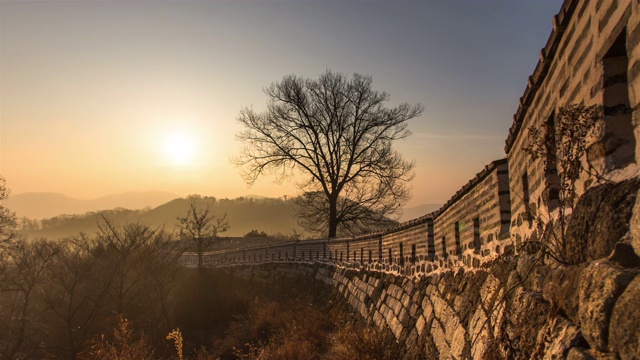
[17,196,307,239]
[0,221,185,359]
[0,225,401,359]
[1,177,401,359]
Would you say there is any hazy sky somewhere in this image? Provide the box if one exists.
[1,0,562,206]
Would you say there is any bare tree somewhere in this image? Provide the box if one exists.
[96,217,180,327]
[177,196,229,269]
[37,235,116,359]
[0,239,61,359]
[0,176,17,247]
[235,71,422,237]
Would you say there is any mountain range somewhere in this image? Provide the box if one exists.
[7,191,179,219]
[8,192,441,240]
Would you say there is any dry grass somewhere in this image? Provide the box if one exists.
[78,316,155,360]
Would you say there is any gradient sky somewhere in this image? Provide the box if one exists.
[1,0,562,206]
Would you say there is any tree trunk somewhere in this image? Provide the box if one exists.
[328,196,338,238]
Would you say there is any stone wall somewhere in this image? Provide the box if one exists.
[505,0,640,244]
[215,253,640,359]
[189,159,511,276]
[432,159,511,268]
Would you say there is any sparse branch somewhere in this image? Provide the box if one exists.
[523,103,604,265]
[176,197,229,269]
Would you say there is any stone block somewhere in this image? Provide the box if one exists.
[630,193,640,258]
[359,289,368,302]
[390,297,403,316]
[423,299,435,324]
[579,261,637,351]
[398,307,410,327]
[404,279,415,294]
[431,320,450,359]
[358,302,368,318]
[469,304,489,360]
[609,275,640,360]
[409,303,419,317]
[401,293,411,308]
[380,304,389,319]
[565,348,595,360]
[373,310,384,329]
[450,326,467,359]
[416,315,426,336]
[537,316,581,360]
[390,315,404,340]
[565,179,640,264]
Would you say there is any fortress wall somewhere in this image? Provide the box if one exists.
[381,222,429,266]
[326,238,349,262]
[295,239,326,261]
[506,0,640,242]
[432,159,510,268]
[216,259,640,359]
[627,2,640,172]
[349,234,382,264]
[194,158,506,274]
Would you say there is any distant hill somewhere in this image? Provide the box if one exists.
[21,196,307,240]
[7,191,179,219]
[399,203,442,222]
[13,192,440,240]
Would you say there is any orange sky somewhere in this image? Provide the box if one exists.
[0,1,562,206]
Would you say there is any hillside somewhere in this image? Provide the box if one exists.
[7,191,179,219]
[21,196,307,240]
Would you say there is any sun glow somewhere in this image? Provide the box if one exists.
[163,132,196,166]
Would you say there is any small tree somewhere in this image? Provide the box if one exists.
[523,103,603,264]
[235,71,422,237]
[177,196,229,269]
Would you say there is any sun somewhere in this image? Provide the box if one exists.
[163,132,196,166]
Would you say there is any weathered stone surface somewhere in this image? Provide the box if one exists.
[217,246,636,360]
[565,178,640,264]
[480,274,501,304]
[631,193,640,258]
[537,316,581,360]
[389,315,403,340]
[400,292,411,308]
[430,320,450,359]
[469,304,489,360]
[609,274,640,360]
[450,326,467,359]
[422,297,434,326]
[503,285,551,357]
[542,264,584,324]
[608,239,640,268]
[398,307,410,327]
[416,314,426,335]
[409,302,419,317]
[566,347,595,360]
[578,261,637,351]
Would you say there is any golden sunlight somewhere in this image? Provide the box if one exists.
[163,132,196,166]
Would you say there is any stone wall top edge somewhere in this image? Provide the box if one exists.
[431,158,506,218]
[504,0,577,154]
